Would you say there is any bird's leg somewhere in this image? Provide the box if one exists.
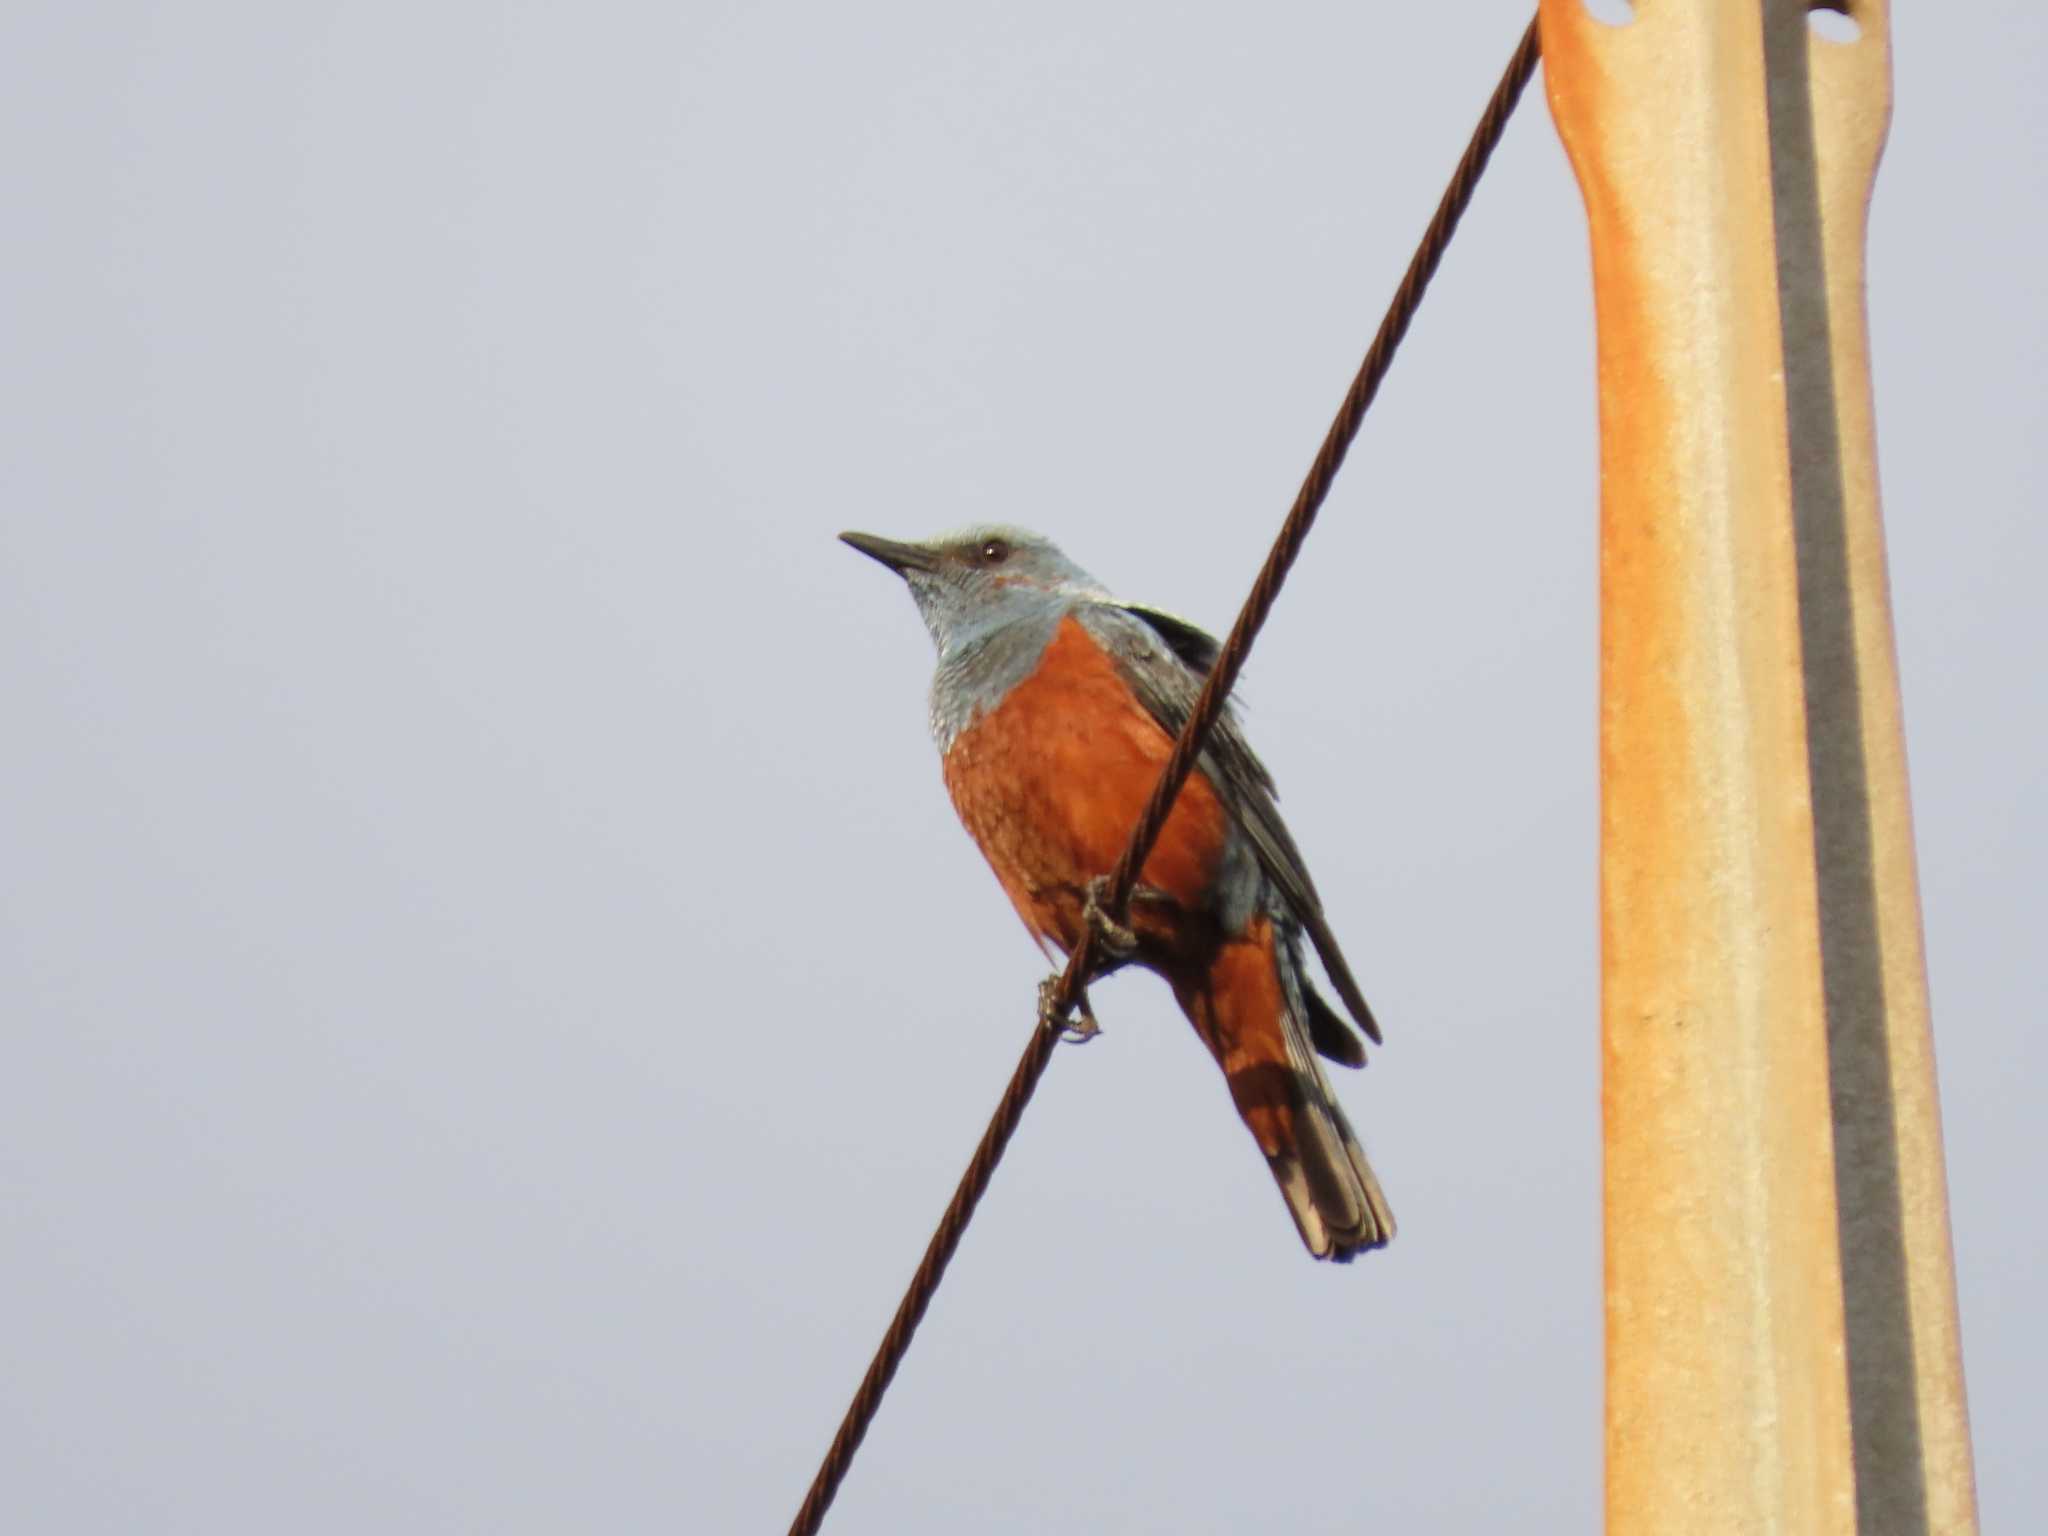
[1082,876,1139,958]
[1038,974,1101,1044]
[1038,876,1166,1044]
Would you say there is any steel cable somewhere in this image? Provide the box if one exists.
[787,18,1543,1534]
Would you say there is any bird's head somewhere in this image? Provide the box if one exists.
[839,525,1107,656]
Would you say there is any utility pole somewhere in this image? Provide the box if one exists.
[1539,2,1977,1530]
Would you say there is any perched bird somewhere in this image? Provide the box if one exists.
[841,525,1393,1260]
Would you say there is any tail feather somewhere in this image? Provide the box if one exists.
[1174,919,1393,1261]
[1278,1068,1395,1261]
[1303,983,1367,1068]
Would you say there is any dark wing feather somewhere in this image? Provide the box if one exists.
[1089,602,1382,1048]
[1114,602,1225,678]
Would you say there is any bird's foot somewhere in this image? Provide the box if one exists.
[1082,877,1139,958]
[1038,975,1101,1045]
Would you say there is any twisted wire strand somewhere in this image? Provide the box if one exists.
[1097,13,1543,926]
[788,20,1542,1535]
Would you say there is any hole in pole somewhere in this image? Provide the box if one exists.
[1582,0,1636,24]
[1808,3,1863,43]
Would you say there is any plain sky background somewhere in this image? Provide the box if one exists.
[3,3,2041,1531]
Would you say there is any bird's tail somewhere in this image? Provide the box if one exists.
[1172,918,1393,1261]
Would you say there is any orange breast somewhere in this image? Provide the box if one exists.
[941,615,1234,958]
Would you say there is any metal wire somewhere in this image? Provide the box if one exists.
[1098,14,1544,928]
[787,18,1543,1535]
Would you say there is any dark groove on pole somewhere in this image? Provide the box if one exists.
[1761,4,1927,1532]
[786,17,1544,1534]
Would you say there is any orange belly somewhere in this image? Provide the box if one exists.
[940,616,1234,962]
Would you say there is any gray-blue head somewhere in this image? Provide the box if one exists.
[839,524,1111,659]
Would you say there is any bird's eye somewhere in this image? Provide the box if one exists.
[979,538,1010,564]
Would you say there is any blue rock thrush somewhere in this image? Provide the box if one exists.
[842,525,1392,1260]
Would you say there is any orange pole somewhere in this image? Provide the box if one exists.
[1538,2,1977,1531]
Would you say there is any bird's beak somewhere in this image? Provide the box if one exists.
[839,530,938,575]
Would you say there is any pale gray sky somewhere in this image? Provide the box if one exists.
[2,3,2041,1531]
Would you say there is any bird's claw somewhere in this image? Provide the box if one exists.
[1082,877,1139,958]
[1038,975,1101,1044]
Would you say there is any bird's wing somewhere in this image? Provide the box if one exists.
[1111,601,1226,681]
[1082,602,1381,1049]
